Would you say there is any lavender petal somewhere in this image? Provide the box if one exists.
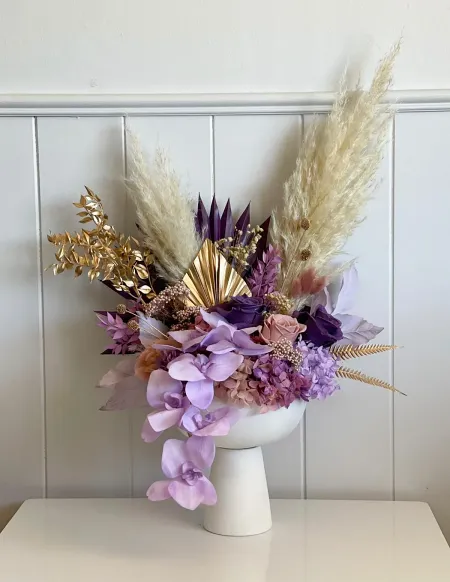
[168,478,204,510]
[186,435,216,469]
[185,379,214,409]
[147,480,171,501]
[161,439,187,478]
[196,477,217,506]
[336,314,383,346]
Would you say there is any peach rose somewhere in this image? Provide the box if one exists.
[261,314,306,344]
[135,338,180,382]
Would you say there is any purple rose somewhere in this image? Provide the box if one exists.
[214,296,267,329]
[295,305,343,348]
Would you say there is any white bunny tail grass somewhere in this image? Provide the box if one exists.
[126,133,201,283]
[272,41,400,301]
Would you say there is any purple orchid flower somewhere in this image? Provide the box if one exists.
[182,405,240,437]
[168,328,205,351]
[168,352,243,409]
[170,309,272,357]
[142,370,190,443]
[147,436,217,510]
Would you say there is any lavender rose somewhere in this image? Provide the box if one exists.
[215,296,267,329]
[261,314,306,344]
[295,305,343,348]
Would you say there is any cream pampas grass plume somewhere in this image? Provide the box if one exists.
[272,42,400,302]
[126,133,201,283]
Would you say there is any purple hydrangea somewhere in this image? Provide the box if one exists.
[297,341,340,400]
[158,348,180,370]
[249,355,310,410]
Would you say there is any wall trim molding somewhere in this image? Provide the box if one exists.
[0,90,450,116]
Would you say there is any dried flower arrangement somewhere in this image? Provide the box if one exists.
[49,45,402,511]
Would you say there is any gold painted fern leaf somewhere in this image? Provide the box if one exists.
[330,344,398,361]
[336,366,406,395]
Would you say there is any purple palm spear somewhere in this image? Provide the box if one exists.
[195,194,270,264]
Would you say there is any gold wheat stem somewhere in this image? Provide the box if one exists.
[336,366,406,395]
[330,344,398,361]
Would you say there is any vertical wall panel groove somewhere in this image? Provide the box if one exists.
[389,117,396,501]
[122,116,134,499]
[210,116,216,198]
[298,115,307,500]
[0,118,43,529]
[32,116,48,498]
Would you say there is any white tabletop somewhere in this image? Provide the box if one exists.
[0,499,449,581]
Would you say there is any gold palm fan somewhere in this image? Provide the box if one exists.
[183,239,251,308]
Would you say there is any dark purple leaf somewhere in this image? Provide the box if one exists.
[195,195,209,239]
[220,199,234,239]
[209,195,221,242]
[235,203,251,243]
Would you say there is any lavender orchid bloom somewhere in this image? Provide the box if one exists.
[142,370,190,443]
[169,328,205,351]
[310,264,383,346]
[182,406,240,437]
[168,352,243,409]
[148,436,217,510]
[170,309,272,357]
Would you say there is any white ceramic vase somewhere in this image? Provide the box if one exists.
[203,399,307,537]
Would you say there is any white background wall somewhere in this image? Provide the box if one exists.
[1,0,450,542]
[1,104,450,541]
[0,0,450,94]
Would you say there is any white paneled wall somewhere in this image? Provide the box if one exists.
[305,128,394,500]
[1,101,450,538]
[394,112,450,537]
[0,118,43,525]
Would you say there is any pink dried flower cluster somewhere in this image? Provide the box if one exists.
[216,353,311,411]
[215,358,258,406]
